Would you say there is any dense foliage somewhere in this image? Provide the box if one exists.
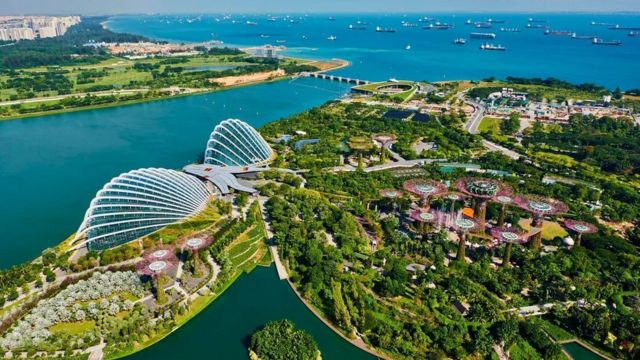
[249,320,319,360]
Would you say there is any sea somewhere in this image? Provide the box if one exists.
[106,13,640,89]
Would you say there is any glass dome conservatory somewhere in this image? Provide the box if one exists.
[72,168,212,250]
[204,119,274,167]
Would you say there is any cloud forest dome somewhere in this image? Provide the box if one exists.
[204,119,274,167]
[73,168,212,251]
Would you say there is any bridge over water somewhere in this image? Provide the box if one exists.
[300,72,371,86]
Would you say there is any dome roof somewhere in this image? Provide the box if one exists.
[204,119,273,167]
[73,168,211,250]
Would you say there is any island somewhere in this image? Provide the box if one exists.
[249,319,321,360]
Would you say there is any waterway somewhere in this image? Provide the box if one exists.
[128,265,375,360]
[562,341,606,360]
[0,78,350,268]
[107,13,640,89]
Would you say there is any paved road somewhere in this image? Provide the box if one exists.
[0,89,151,107]
[482,139,521,160]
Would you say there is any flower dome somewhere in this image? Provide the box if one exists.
[204,119,274,167]
[73,168,212,250]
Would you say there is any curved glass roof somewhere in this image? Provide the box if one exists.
[73,168,211,250]
[204,119,273,167]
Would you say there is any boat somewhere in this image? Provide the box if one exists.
[402,22,418,27]
[488,19,506,24]
[327,35,337,41]
[609,25,640,31]
[246,21,258,26]
[433,23,453,30]
[267,17,277,22]
[470,32,497,39]
[259,34,270,38]
[465,19,473,25]
[528,18,547,23]
[591,21,615,26]
[571,34,596,40]
[629,31,640,37]
[405,44,411,50]
[526,24,548,29]
[454,38,467,45]
[348,24,367,30]
[376,26,397,33]
[475,22,492,28]
[301,35,308,39]
[544,30,575,36]
[327,17,336,21]
[500,28,520,32]
[592,37,622,46]
[480,43,507,51]
[276,40,286,44]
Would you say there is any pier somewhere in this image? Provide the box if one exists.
[300,71,371,85]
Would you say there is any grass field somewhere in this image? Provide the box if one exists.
[227,224,269,272]
[49,320,96,336]
[519,219,569,241]
[478,117,502,134]
[539,319,576,342]
[509,339,543,360]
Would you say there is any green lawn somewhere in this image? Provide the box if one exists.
[49,320,96,336]
[519,219,568,241]
[509,339,543,360]
[478,117,502,134]
[539,320,576,342]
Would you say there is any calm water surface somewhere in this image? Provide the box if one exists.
[107,13,640,88]
[128,266,375,360]
[0,78,349,268]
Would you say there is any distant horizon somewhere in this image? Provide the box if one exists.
[4,11,640,16]
[2,0,640,16]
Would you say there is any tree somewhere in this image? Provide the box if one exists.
[500,112,521,135]
[491,318,519,347]
[249,319,320,360]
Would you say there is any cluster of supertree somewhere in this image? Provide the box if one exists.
[136,246,179,304]
[384,177,599,267]
[178,235,213,277]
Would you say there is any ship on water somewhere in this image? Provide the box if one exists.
[572,34,596,40]
[470,32,497,39]
[544,29,575,36]
[609,24,640,31]
[454,38,467,45]
[591,21,615,26]
[629,31,640,37]
[592,37,622,46]
[526,24,548,29]
[528,18,548,23]
[401,21,418,27]
[376,26,397,33]
[500,28,520,32]
[348,24,367,30]
[487,19,506,24]
[480,43,507,51]
[475,22,492,29]
[327,35,337,41]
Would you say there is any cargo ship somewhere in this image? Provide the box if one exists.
[500,28,520,32]
[454,38,467,45]
[526,24,548,29]
[629,31,640,37]
[488,19,506,24]
[609,25,640,31]
[528,18,547,23]
[327,35,337,41]
[376,26,397,33]
[433,23,454,30]
[544,30,575,36]
[348,24,367,30]
[470,32,497,39]
[592,38,622,46]
[475,22,492,28]
[571,34,596,40]
[480,43,506,51]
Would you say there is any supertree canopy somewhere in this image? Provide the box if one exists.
[515,195,568,250]
[379,189,403,199]
[409,208,444,233]
[142,246,176,262]
[489,226,528,267]
[452,216,481,261]
[403,179,448,208]
[455,177,512,230]
[179,235,213,252]
[136,255,178,277]
[455,177,512,200]
[564,219,598,246]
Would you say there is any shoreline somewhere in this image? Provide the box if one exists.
[0,57,349,123]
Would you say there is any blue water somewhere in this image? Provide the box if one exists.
[0,78,349,268]
[107,13,640,89]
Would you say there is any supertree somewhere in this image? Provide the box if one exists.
[136,252,179,305]
[372,133,397,162]
[445,192,467,227]
[178,235,213,277]
[489,226,528,267]
[515,195,568,251]
[494,194,515,227]
[379,189,403,199]
[452,216,481,261]
[409,208,444,233]
[564,219,598,247]
[403,179,448,209]
[455,177,512,231]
